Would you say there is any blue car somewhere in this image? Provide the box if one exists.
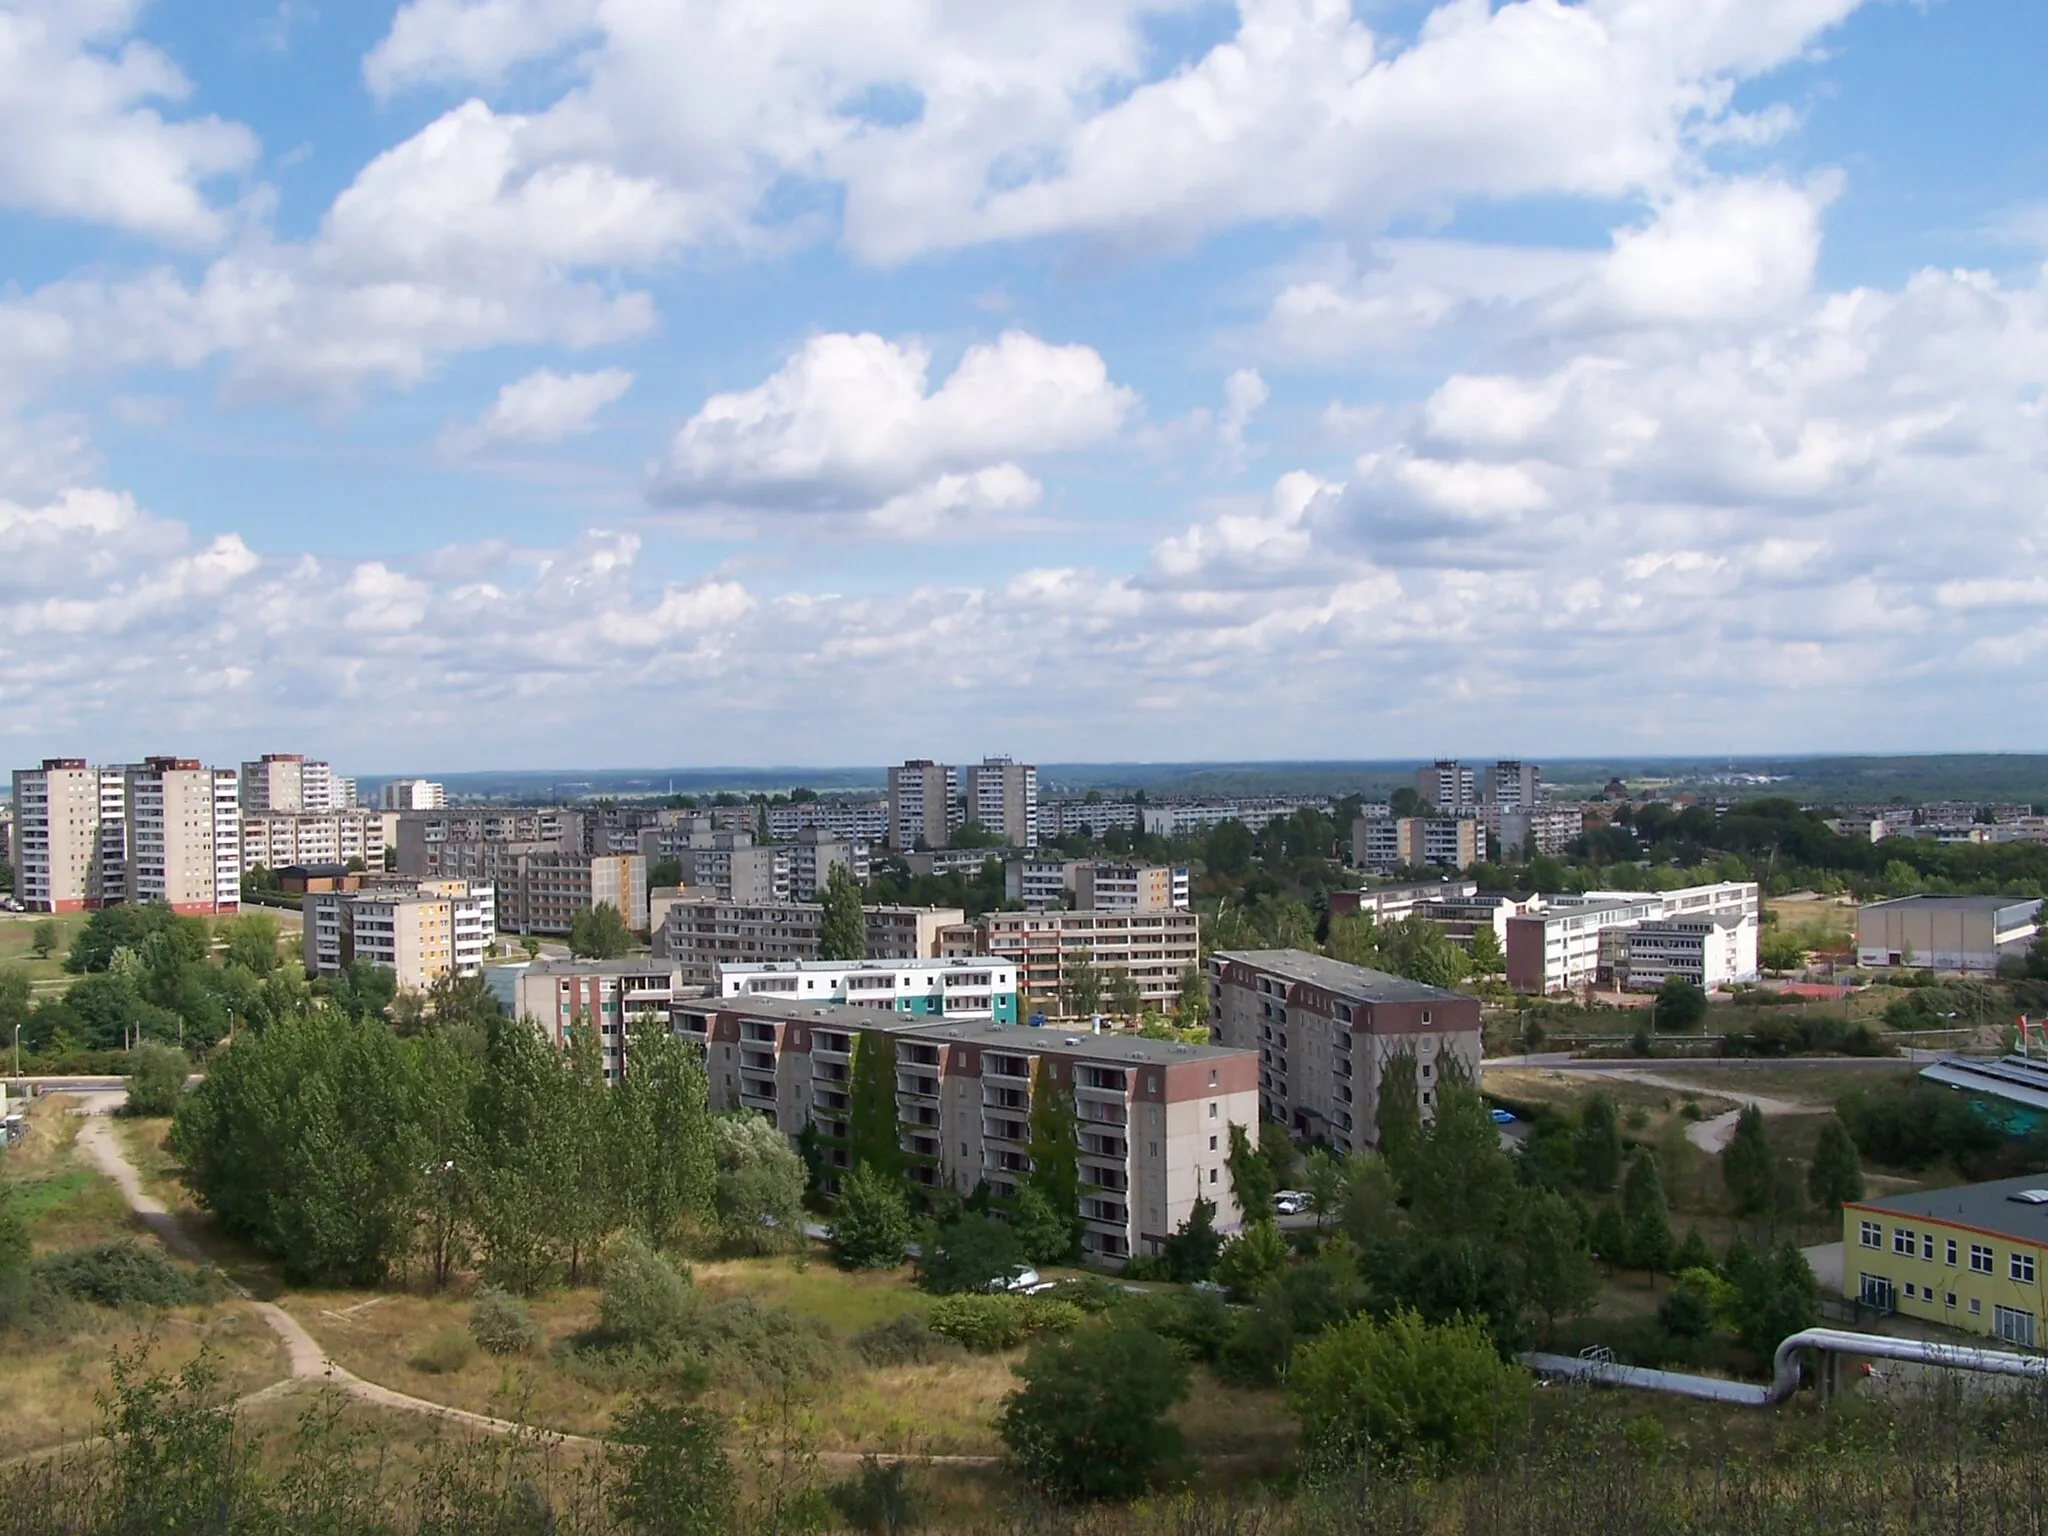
[1488,1108,1517,1125]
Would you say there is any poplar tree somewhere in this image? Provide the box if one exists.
[1373,1048,1423,1175]
[1573,1092,1624,1193]
[1622,1149,1673,1276]
[1808,1117,1865,1211]
[609,1018,717,1251]
[1024,1056,1081,1260]
[469,1015,574,1293]
[819,865,866,961]
[846,1032,904,1180]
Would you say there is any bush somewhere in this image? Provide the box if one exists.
[34,1241,219,1310]
[852,1312,964,1368]
[1127,1288,1236,1363]
[122,1044,190,1117]
[999,1324,1191,1502]
[684,1297,842,1389]
[927,1294,1084,1353]
[608,1396,734,1536]
[469,1286,542,1356]
[598,1236,694,1347]
[1215,1302,1294,1387]
[832,1163,913,1271]
[409,1324,476,1374]
[915,1212,1020,1295]
[1287,1309,1531,1471]
[826,1456,924,1536]
[1043,1275,1123,1313]
[1213,1219,1288,1302]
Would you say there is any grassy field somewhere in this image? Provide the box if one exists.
[5,1096,136,1252]
[1765,892,1858,948]
[0,911,86,994]
[1485,1067,1737,1135]
[1649,1062,1920,1109]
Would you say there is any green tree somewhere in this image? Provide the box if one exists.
[819,864,866,961]
[1259,1120,1296,1193]
[833,1162,912,1270]
[1589,1203,1628,1272]
[1213,1218,1288,1302]
[1226,1122,1276,1217]
[647,858,683,889]
[1400,1071,1513,1240]
[29,919,59,960]
[1373,1048,1423,1172]
[1724,1239,1819,1355]
[1058,957,1103,1019]
[917,1210,1021,1292]
[519,936,542,962]
[1621,1150,1673,1276]
[1653,976,1709,1033]
[1467,924,1505,978]
[999,1325,1191,1502]
[1023,1058,1080,1262]
[569,901,633,959]
[1287,1309,1530,1471]
[1205,819,1254,879]
[469,1015,575,1293]
[847,1032,904,1179]
[608,1019,717,1251]
[558,1024,618,1284]
[410,1027,480,1290]
[1161,1196,1223,1282]
[1808,1117,1865,1211]
[1336,1151,1401,1245]
[1759,928,1807,973]
[1722,1104,1775,1216]
[711,1112,807,1254]
[1379,916,1469,989]
[0,966,29,1058]
[123,1043,189,1117]
[609,1396,735,1536]
[1173,964,1208,1031]
[1324,911,1382,969]
[1302,1147,1350,1230]
[1104,969,1143,1021]
[1518,1189,1597,1342]
[216,913,282,976]
[1572,1091,1624,1193]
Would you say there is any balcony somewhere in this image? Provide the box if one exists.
[741,1049,776,1073]
[896,1074,940,1100]
[983,1117,1028,1144]
[1079,1133,1127,1160]
[983,1086,1028,1112]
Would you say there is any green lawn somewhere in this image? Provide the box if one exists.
[0,911,86,988]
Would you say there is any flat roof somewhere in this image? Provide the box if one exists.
[684,993,1246,1060]
[524,958,679,977]
[1853,1172,2048,1248]
[1216,948,1463,1004]
[1862,894,2042,913]
[719,958,1010,975]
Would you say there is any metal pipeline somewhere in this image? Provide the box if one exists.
[1522,1328,2048,1406]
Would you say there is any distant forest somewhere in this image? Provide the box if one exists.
[378,754,2048,808]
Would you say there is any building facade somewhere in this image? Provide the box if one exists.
[514,958,685,1082]
[716,958,1019,1022]
[1417,760,1476,813]
[380,778,447,811]
[965,757,1038,848]
[304,879,495,992]
[672,994,1258,1263]
[1857,895,2044,973]
[1209,949,1482,1153]
[1073,862,1191,912]
[239,754,353,815]
[887,760,958,850]
[123,758,241,915]
[1005,858,1080,910]
[962,909,1201,1012]
[1843,1174,2048,1347]
[1353,814,1480,871]
[652,897,963,983]
[1505,882,1759,993]
[9,759,123,912]
[241,809,387,872]
[1618,913,1759,991]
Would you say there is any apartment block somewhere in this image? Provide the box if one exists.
[1417,760,1476,813]
[964,909,1201,1012]
[1074,862,1190,912]
[783,829,863,900]
[515,958,686,1082]
[1005,858,1081,910]
[304,879,494,992]
[1843,1174,2048,1347]
[670,839,790,903]
[9,759,124,912]
[1353,814,1480,871]
[1617,914,1759,991]
[496,851,647,936]
[239,754,353,814]
[1482,760,1540,811]
[652,897,963,984]
[902,848,1009,880]
[392,808,583,876]
[1857,894,2044,973]
[673,994,1258,1262]
[1137,799,1318,838]
[1042,799,1140,838]
[1505,882,1760,994]
[763,799,888,841]
[123,758,241,915]
[965,757,1038,848]
[887,760,958,850]
[1209,949,1482,1152]
[1495,805,1582,858]
[241,809,387,872]
[379,778,446,811]
[717,958,1020,1023]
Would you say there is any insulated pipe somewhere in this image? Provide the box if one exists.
[1768,1327,2048,1404]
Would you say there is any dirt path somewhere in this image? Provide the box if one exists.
[71,1098,595,1448]
[1586,1069,1815,1153]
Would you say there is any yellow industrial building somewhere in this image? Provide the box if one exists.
[1843,1174,2048,1346]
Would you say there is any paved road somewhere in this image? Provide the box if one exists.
[1483,1052,1952,1071]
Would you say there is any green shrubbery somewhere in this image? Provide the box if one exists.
[120,1044,190,1118]
[850,1312,962,1367]
[409,1325,477,1374]
[468,1286,542,1356]
[34,1241,220,1310]
[999,1324,1191,1502]
[926,1294,1084,1352]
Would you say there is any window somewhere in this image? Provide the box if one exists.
[1946,1292,1958,1309]
[1971,1245,1995,1274]
[1922,1235,1935,1261]
[1208,1135,1217,1152]
[1859,1274,1895,1311]
[1859,1221,1881,1249]
[1208,1168,1217,1184]
[1893,1228,1915,1256]
[1971,1298,1983,1315]
[1148,1142,1158,1158]
[1946,1239,1958,1267]
[1208,1103,1217,1119]
[2013,1252,2038,1284]
[1995,1306,2037,1348]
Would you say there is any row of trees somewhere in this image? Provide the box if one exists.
[170,1000,797,1290]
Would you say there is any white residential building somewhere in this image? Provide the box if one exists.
[1483,760,1541,810]
[1043,799,1140,838]
[1418,761,1476,813]
[380,778,447,811]
[715,957,1020,1020]
[887,760,958,850]
[763,799,889,841]
[1619,914,1760,991]
[241,810,388,872]
[1074,862,1190,912]
[124,757,241,914]
[1506,882,1761,994]
[965,757,1039,848]
[1005,858,1081,910]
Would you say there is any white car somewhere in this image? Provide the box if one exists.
[985,1264,1042,1294]
[1272,1191,1310,1216]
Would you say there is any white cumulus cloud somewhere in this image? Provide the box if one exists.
[442,366,633,456]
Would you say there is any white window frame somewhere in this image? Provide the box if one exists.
[1859,1221,1881,1250]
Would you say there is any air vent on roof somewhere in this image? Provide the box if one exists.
[1063,1036,1081,1046]
[1173,1044,1191,1053]
[2010,1189,2048,1205]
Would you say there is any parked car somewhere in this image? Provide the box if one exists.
[985,1264,1042,1294]
[1489,1107,1517,1125]
[1272,1191,1310,1216]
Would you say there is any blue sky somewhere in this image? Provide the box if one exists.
[2,0,2046,774]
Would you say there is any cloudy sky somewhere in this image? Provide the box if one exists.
[2,0,2044,773]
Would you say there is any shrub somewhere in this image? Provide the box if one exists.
[1287,1308,1531,1471]
[1215,1302,1293,1387]
[1043,1275,1123,1314]
[827,1455,924,1535]
[598,1236,694,1347]
[608,1396,734,1536]
[852,1312,963,1368]
[122,1044,190,1118]
[34,1241,218,1310]
[927,1295,1083,1353]
[999,1324,1191,1502]
[1128,1289,1235,1364]
[1213,1219,1288,1302]
[409,1325,476,1374]
[915,1212,1020,1295]
[684,1297,841,1389]
[832,1163,913,1271]
[469,1286,542,1356]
